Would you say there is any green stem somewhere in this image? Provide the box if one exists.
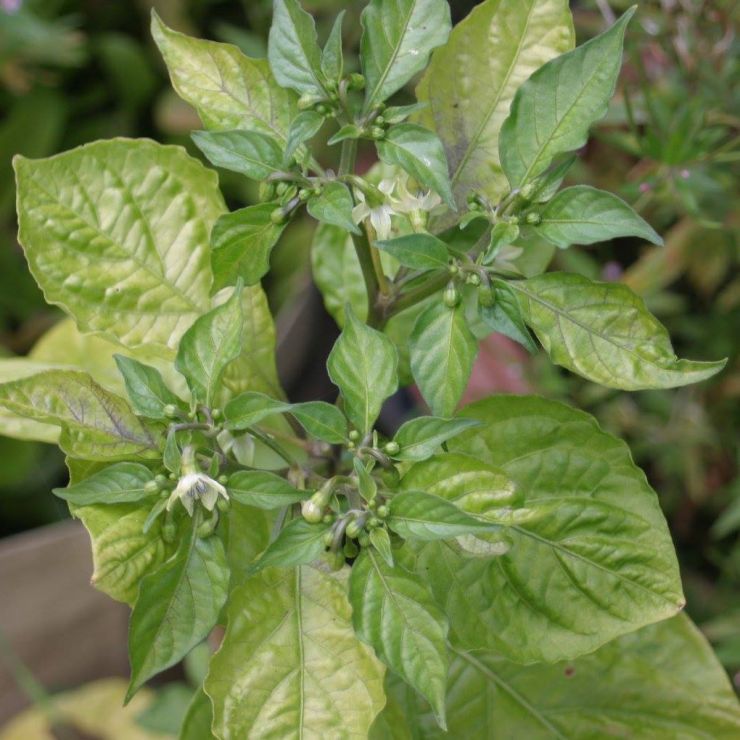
[383,270,450,323]
[338,138,358,177]
[248,427,298,467]
[351,229,383,327]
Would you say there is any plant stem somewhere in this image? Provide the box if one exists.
[383,270,450,323]
[249,427,298,467]
[351,230,383,327]
[338,138,358,177]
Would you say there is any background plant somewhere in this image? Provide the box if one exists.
[1,0,739,737]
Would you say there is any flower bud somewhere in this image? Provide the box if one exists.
[478,284,495,307]
[145,479,160,494]
[358,532,370,548]
[346,520,363,539]
[370,126,386,140]
[347,73,366,90]
[298,93,324,110]
[301,498,325,524]
[443,284,461,308]
[343,539,359,558]
[525,211,541,225]
[163,404,179,419]
[348,430,361,442]
[376,505,389,519]
[466,273,481,286]
[325,550,345,571]
[520,183,536,200]
[271,207,287,225]
[383,441,400,456]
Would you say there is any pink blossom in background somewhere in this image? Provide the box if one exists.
[1,0,22,12]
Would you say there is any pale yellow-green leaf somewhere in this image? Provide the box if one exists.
[14,139,224,355]
[205,566,386,739]
[416,0,574,213]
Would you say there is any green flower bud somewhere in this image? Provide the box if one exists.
[380,467,400,490]
[367,517,382,529]
[301,499,325,523]
[443,284,461,308]
[211,408,222,420]
[298,188,311,202]
[343,539,359,558]
[155,474,169,487]
[348,430,361,442]
[145,479,160,494]
[358,532,370,548]
[163,404,179,419]
[298,93,324,110]
[325,550,345,571]
[259,182,276,202]
[271,207,287,225]
[376,505,389,519]
[322,513,335,525]
[525,211,541,225]
[315,104,329,116]
[169,472,177,481]
[466,273,481,286]
[383,441,400,456]
[448,262,460,276]
[322,531,335,548]
[276,182,289,196]
[370,126,386,140]
[478,284,495,307]
[216,497,230,513]
[520,183,536,200]
[218,474,228,485]
[347,73,365,90]
[346,520,363,539]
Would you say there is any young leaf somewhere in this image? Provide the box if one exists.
[512,272,726,389]
[284,110,324,163]
[206,567,386,738]
[127,531,230,699]
[307,181,361,234]
[227,470,309,509]
[483,223,520,264]
[382,615,740,738]
[320,11,345,83]
[268,0,327,97]
[248,518,329,573]
[290,401,348,444]
[224,391,290,429]
[151,12,296,139]
[360,0,451,110]
[374,233,450,271]
[390,417,481,462]
[176,282,244,406]
[534,185,663,248]
[191,130,284,180]
[113,355,181,419]
[211,204,287,291]
[376,124,455,208]
[367,530,392,569]
[327,124,364,145]
[403,395,685,663]
[500,8,635,189]
[0,370,157,460]
[349,549,449,728]
[327,306,399,435]
[71,501,172,604]
[479,279,537,353]
[388,490,499,541]
[14,140,222,355]
[354,457,378,502]
[53,463,157,506]
[409,302,478,417]
[416,0,574,213]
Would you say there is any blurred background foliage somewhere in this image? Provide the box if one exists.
[0,0,737,689]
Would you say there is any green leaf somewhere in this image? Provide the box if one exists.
[354,457,378,502]
[311,223,368,326]
[483,222,520,264]
[211,203,286,291]
[191,130,284,180]
[479,279,537,353]
[376,124,454,208]
[327,123,364,145]
[369,527,394,567]
[409,302,478,416]
[290,402,348,444]
[224,391,290,429]
[284,110,324,163]
[349,549,448,728]
[223,502,272,588]
[361,0,451,110]
[227,470,309,509]
[321,11,345,83]
[127,530,230,700]
[327,306,399,435]
[500,8,635,189]
[388,490,499,541]
[249,519,329,573]
[416,0,574,213]
[512,272,726,389]
[391,416,480,462]
[268,0,327,97]
[53,462,156,506]
[151,11,296,139]
[0,370,157,460]
[534,185,663,248]
[14,139,222,355]
[176,282,244,407]
[383,615,740,738]
[179,687,213,740]
[307,181,360,234]
[206,566,386,738]
[72,502,174,604]
[402,395,685,663]
[113,355,181,420]
[374,233,449,271]
[217,286,283,402]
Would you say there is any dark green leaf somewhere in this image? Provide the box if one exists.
[391,416,481,462]
[534,185,663,248]
[211,204,286,290]
[410,302,478,416]
[307,181,360,234]
[479,279,537,353]
[228,470,309,509]
[327,305,399,435]
[179,687,213,740]
[53,462,156,505]
[176,282,244,406]
[127,530,229,699]
[224,391,289,429]
[113,355,181,419]
[377,124,455,208]
[192,130,284,180]
[321,11,345,83]
[354,457,378,502]
[248,518,329,573]
[349,550,448,728]
[361,0,451,109]
[375,234,449,270]
[284,110,324,163]
[290,401,348,444]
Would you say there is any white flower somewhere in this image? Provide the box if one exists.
[352,179,397,240]
[391,177,442,215]
[167,472,228,516]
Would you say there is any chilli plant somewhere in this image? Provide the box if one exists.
[4,1,740,737]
